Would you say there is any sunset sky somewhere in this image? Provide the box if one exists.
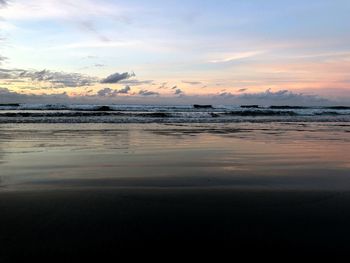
[0,0,349,105]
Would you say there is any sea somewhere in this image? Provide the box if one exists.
[0,103,350,123]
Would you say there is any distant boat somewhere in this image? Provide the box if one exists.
[193,104,213,109]
[95,106,112,111]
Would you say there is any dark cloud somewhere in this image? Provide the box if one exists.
[217,89,329,105]
[0,86,347,106]
[0,67,148,89]
[174,88,183,95]
[32,70,94,87]
[239,89,317,100]
[139,90,159,96]
[100,72,135,84]
[182,81,202,85]
[0,87,13,94]
[27,70,96,87]
[0,87,69,103]
[117,85,131,94]
[218,92,234,98]
[97,88,114,97]
[97,86,131,97]
[158,82,168,89]
[171,85,177,90]
[0,68,22,79]
[0,68,97,87]
[238,88,247,92]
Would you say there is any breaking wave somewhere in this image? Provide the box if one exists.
[0,104,349,123]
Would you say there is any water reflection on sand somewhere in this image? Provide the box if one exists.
[0,123,349,190]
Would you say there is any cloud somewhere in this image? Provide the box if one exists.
[78,20,110,42]
[97,88,114,97]
[97,86,131,97]
[0,87,69,103]
[218,92,234,98]
[100,72,135,84]
[0,68,14,79]
[0,0,8,42]
[238,88,247,92]
[182,81,202,85]
[217,89,329,105]
[0,0,133,43]
[158,82,168,89]
[0,86,348,106]
[119,79,153,86]
[117,85,131,94]
[0,55,7,65]
[0,68,97,87]
[0,68,145,88]
[27,69,97,87]
[174,88,183,95]
[209,51,264,63]
[240,89,316,100]
[0,0,8,7]
[1,0,129,21]
[139,90,159,96]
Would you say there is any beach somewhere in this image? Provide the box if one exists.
[0,122,350,258]
[1,0,350,259]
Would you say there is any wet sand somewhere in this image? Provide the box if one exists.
[1,188,350,259]
[0,123,350,259]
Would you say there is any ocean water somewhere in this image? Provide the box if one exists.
[1,103,349,191]
[0,104,349,123]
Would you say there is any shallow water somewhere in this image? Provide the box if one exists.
[0,122,349,191]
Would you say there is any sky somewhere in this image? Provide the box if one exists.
[0,0,349,105]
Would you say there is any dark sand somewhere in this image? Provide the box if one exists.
[1,188,350,259]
